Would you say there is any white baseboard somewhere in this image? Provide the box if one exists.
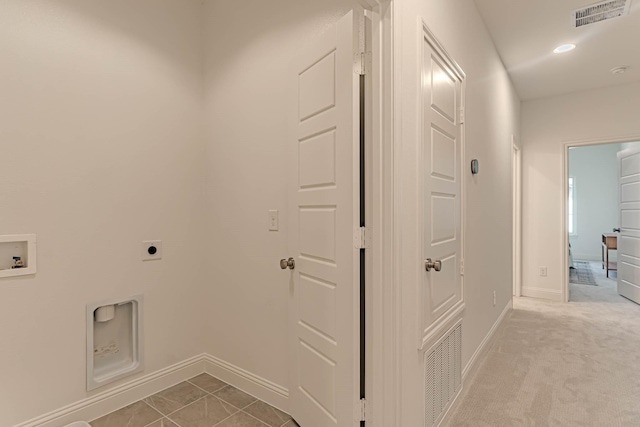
[13,353,289,427]
[14,354,205,427]
[438,300,512,426]
[203,354,289,413]
[460,300,512,381]
[522,286,563,302]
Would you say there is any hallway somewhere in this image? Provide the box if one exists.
[448,263,640,426]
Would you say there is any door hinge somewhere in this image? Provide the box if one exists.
[359,398,369,422]
[354,227,371,249]
[459,107,465,124]
[354,52,372,75]
[460,259,465,276]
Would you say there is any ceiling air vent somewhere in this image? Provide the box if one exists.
[572,0,631,27]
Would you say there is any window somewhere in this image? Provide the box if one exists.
[568,177,576,235]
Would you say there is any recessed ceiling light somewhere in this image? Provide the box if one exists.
[553,44,576,54]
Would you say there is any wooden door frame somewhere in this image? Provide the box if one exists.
[561,134,640,303]
[512,139,522,297]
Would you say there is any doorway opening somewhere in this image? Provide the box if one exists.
[563,139,640,303]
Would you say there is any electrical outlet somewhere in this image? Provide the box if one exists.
[493,291,496,307]
[141,240,162,261]
[540,266,548,277]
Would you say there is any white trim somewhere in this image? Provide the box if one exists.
[437,300,512,427]
[521,286,563,301]
[14,354,206,427]
[567,175,577,236]
[369,1,397,426]
[420,22,466,80]
[561,134,640,303]
[416,17,467,349]
[420,301,465,351]
[202,354,289,413]
[561,134,640,146]
[512,140,522,297]
[436,384,463,427]
[13,353,290,427]
[0,234,36,277]
[461,301,511,380]
[379,0,401,425]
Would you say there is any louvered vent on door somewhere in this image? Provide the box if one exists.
[571,0,631,28]
[424,324,462,427]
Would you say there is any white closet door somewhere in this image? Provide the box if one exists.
[286,9,361,427]
[618,147,640,305]
[420,31,464,343]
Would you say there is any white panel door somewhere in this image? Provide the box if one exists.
[618,148,640,305]
[287,10,361,427]
[420,30,464,343]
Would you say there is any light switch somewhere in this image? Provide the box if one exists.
[268,210,279,231]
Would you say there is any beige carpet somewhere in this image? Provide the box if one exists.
[447,262,640,426]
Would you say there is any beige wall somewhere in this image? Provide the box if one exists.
[522,82,640,301]
[396,0,521,424]
[0,1,206,425]
[1,0,525,424]
[201,0,356,403]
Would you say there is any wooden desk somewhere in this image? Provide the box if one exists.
[602,233,618,278]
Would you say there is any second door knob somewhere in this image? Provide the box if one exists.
[280,258,295,270]
[425,258,442,272]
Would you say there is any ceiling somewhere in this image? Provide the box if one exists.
[473,0,640,100]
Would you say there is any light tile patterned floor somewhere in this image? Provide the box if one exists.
[90,374,298,427]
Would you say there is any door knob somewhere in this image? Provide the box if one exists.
[425,258,442,272]
[613,228,621,233]
[280,257,295,270]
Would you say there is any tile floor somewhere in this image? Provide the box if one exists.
[90,373,298,427]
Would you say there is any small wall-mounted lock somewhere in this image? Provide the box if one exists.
[141,240,162,261]
[471,159,479,175]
